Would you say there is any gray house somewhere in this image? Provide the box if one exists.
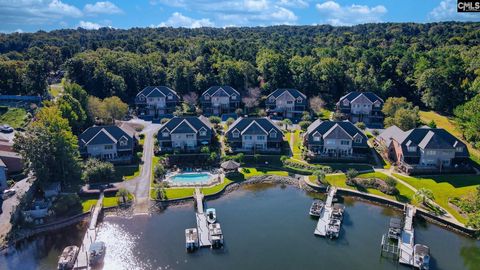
[135,86,180,119]
[376,126,470,174]
[157,116,213,152]
[303,119,369,159]
[225,117,283,153]
[265,88,307,119]
[79,125,137,163]
[336,92,384,126]
[200,86,241,116]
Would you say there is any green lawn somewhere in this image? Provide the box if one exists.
[309,172,415,203]
[291,130,303,159]
[0,108,27,128]
[393,173,480,223]
[420,111,480,164]
[81,194,132,213]
[115,165,141,181]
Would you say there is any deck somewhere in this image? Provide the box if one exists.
[73,193,104,270]
[193,188,211,247]
[314,187,336,236]
[398,205,416,266]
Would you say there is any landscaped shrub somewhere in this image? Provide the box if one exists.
[160,118,170,124]
[355,122,366,130]
[346,177,399,195]
[282,159,332,173]
[298,120,311,131]
[51,194,82,217]
[82,159,116,184]
[139,133,145,139]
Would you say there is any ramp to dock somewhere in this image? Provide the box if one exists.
[193,188,211,247]
[74,193,104,269]
[314,187,336,236]
[398,205,416,266]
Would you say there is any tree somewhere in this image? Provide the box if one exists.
[383,97,419,130]
[87,96,107,123]
[313,170,326,185]
[414,188,435,206]
[256,49,292,91]
[154,164,166,180]
[208,116,221,125]
[57,93,87,133]
[226,117,235,126]
[242,87,261,113]
[346,169,359,181]
[282,118,292,131]
[14,106,81,186]
[116,188,130,204]
[427,120,437,128]
[104,96,128,122]
[298,120,311,131]
[183,92,198,112]
[355,122,366,130]
[82,158,116,184]
[454,94,480,148]
[309,96,326,116]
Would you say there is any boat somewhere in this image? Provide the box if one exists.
[206,208,216,224]
[326,218,341,239]
[185,228,199,252]
[331,204,345,221]
[309,200,324,217]
[88,241,106,267]
[388,217,403,240]
[208,223,224,249]
[414,244,430,270]
[57,245,79,270]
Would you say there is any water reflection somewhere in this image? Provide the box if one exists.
[460,244,480,270]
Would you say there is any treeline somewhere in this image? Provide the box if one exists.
[1,23,480,145]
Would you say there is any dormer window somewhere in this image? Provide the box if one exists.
[162,130,169,137]
[231,95,236,100]
[455,146,463,152]
[374,101,381,107]
[354,136,362,143]
[168,94,173,100]
[408,146,416,152]
[269,130,277,138]
[232,130,240,138]
[119,137,128,146]
[313,132,321,142]
[269,96,275,102]
[296,97,303,103]
[199,128,207,136]
[205,94,210,100]
[343,99,349,106]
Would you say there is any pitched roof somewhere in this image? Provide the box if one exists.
[266,88,306,100]
[305,120,367,141]
[162,116,212,134]
[79,125,134,148]
[337,91,383,104]
[226,117,282,136]
[202,86,240,97]
[136,86,179,99]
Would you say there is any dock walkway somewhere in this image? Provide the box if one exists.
[194,188,211,247]
[74,192,104,270]
[398,204,416,266]
[314,187,336,236]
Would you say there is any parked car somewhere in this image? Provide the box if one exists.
[2,188,15,199]
[0,124,14,133]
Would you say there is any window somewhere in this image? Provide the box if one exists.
[257,135,265,140]
[296,97,302,103]
[162,131,169,137]
[205,94,210,100]
[354,136,362,143]
[168,94,173,100]
[270,131,277,138]
[119,138,128,146]
[200,130,207,136]
[269,96,275,102]
[231,95,236,100]
[287,101,293,104]
[104,145,113,150]
[426,150,437,155]
[186,134,194,139]
[343,99,349,106]
[455,146,463,152]
[341,140,350,145]
[408,146,416,152]
[244,135,252,140]
[326,139,335,145]
[232,131,239,138]
[313,135,321,142]
[375,102,380,107]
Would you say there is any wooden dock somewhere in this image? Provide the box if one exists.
[398,204,416,266]
[193,188,211,247]
[73,193,104,270]
[314,186,336,236]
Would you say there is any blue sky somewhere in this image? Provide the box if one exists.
[0,0,479,33]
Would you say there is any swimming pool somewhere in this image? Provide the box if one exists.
[168,172,214,185]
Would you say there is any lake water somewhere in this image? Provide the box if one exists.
[1,184,479,270]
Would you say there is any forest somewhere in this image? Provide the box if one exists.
[1,22,480,145]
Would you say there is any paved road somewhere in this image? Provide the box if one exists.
[0,177,33,245]
[118,119,161,214]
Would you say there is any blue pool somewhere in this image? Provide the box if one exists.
[169,173,212,184]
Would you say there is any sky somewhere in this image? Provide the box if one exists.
[0,0,479,33]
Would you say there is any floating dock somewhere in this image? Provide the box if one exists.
[314,186,337,236]
[73,193,104,270]
[398,204,416,266]
[193,188,212,247]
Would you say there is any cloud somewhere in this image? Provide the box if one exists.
[155,12,214,28]
[277,0,309,8]
[316,1,387,26]
[0,0,82,26]
[78,20,102,30]
[84,1,123,15]
[429,0,480,21]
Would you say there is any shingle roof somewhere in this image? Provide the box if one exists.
[266,88,306,100]
[136,86,179,99]
[79,125,135,150]
[337,91,383,104]
[226,117,281,135]
[162,116,212,134]
[305,120,366,140]
[202,86,240,97]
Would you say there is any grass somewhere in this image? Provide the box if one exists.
[291,129,303,159]
[420,110,480,164]
[393,173,480,223]
[81,194,133,213]
[0,108,27,128]
[308,171,415,203]
[115,165,141,181]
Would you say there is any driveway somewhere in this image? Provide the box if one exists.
[118,119,161,214]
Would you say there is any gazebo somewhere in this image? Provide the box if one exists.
[220,160,240,173]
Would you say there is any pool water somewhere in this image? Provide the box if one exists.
[170,173,212,184]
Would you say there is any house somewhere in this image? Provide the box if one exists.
[303,119,369,159]
[225,117,283,153]
[157,116,213,152]
[336,92,384,126]
[79,125,137,164]
[135,86,180,119]
[376,125,470,174]
[265,88,307,119]
[200,86,241,116]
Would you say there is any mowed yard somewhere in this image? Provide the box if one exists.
[393,173,480,224]
[420,111,480,164]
